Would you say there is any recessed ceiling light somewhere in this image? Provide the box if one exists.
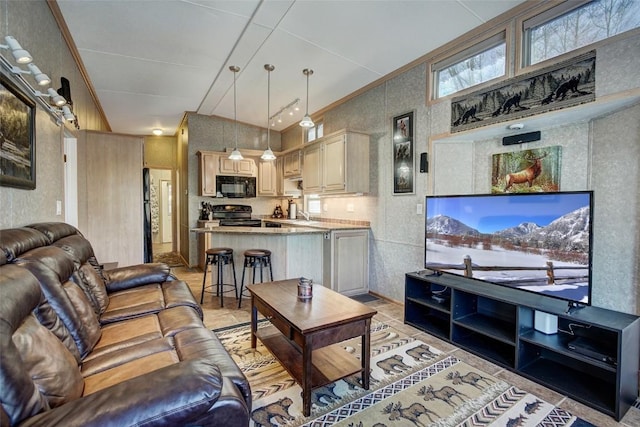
[152,128,163,136]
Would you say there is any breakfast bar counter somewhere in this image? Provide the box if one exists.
[191,226,325,282]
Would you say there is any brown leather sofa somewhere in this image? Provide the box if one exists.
[0,222,251,426]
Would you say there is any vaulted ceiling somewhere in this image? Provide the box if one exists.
[55,0,524,136]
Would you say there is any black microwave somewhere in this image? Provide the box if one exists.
[216,175,256,198]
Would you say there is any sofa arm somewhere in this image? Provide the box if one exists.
[18,360,222,427]
[105,263,174,292]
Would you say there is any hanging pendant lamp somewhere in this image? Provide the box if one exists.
[299,68,314,128]
[261,64,276,161]
[228,65,243,160]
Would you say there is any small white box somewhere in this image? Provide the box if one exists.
[534,311,558,334]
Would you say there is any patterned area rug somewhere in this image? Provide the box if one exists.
[153,251,184,267]
[215,322,594,427]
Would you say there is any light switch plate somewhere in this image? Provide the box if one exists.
[416,203,423,215]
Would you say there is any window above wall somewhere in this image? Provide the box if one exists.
[432,31,506,99]
[305,120,323,143]
[523,0,640,66]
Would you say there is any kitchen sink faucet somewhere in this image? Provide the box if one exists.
[299,211,310,221]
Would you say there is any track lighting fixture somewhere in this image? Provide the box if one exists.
[261,64,276,161]
[1,36,32,64]
[269,98,300,124]
[9,62,51,86]
[35,88,67,106]
[26,63,51,86]
[228,65,244,161]
[0,36,77,128]
[299,68,314,128]
[61,105,75,121]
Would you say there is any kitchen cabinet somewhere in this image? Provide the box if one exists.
[302,130,369,195]
[302,143,323,193]
[275,157,284,196]
[197,151,218,196]
[219,157,256,176]
[273,156,302,197]
[258,160,277,196]
[283,150,302,178]
[323,229,369,295]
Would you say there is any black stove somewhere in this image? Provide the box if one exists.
[212,205,262,227]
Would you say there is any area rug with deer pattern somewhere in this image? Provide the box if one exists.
[214,321,594,427]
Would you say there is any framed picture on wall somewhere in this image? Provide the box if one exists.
[392,111,414,195]
[491,146,562,193]
[0,74,36,190]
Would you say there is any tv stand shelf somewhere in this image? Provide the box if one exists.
[405,271,640,421]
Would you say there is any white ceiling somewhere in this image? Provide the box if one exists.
[56,0,524,136]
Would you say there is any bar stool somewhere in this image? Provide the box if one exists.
[201,247,237,307]
[237,249,273,308]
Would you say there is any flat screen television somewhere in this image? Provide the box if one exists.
[425,191,593,307]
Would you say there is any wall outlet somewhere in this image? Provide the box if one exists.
[416,203,422,215]
[347,203,354,212]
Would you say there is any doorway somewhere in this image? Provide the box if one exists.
[149,169,177,263]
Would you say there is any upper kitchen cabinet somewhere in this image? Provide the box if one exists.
[197,151,218,196]
[258,159,278,196]
[302,130,369,195]
[283,150,302,179]
[219,157,256,177]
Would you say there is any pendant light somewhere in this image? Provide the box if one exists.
[261,64,276,161]
[228,65,243,160]
[299,68,314,128]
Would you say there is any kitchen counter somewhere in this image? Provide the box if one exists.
[260,218,370,230]
[191,219,370,292]
[191,225,325,283]
[190,226,325,235]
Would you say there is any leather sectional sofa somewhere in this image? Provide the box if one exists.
[0,222,251,426]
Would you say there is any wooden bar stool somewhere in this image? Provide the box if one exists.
[201,247,237,307]
[237,249,273,308]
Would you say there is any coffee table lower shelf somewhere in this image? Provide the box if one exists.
[256,325,362,389]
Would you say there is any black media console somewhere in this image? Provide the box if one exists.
[405,271,640,421]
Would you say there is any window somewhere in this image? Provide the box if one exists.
[524,0,640,66]
[433,32,506,99]
[306,120,323,143]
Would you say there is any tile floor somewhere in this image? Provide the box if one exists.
[173,265,639,427]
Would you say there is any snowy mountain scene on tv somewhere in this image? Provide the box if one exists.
[425,192,592,305]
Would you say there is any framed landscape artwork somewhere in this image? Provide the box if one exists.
[392,111,414,195]
[0,74,36,189]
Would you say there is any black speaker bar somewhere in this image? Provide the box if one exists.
[502,130,541,145]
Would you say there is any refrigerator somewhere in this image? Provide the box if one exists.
[143,168,153,263]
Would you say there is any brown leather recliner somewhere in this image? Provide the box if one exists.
[0,223,251,426]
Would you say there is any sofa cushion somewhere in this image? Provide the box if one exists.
[12,315,84,408]
[62,280,102,353]
[76,264,109,315]
[83,350,179,396]
[0,265,51,425]
[27,222,80,243]
[105,263,173,292]
[0,228,49,262]
[16,246,102,359]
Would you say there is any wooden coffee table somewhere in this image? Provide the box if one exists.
[248,279,377,416]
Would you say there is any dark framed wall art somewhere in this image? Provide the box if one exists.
[0,74,36,190]
[392,111,414,195]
